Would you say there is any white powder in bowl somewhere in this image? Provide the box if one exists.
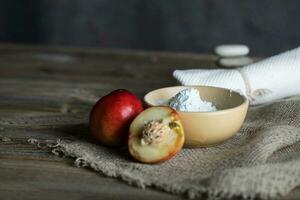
[162,88,217,112]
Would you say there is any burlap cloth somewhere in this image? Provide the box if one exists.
[29,98,300,200]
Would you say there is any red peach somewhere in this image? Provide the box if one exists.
[89,89,143,146]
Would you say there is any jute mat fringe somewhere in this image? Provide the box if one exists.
[29,99,300,200]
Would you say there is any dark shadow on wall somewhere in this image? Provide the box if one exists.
[0,0,299,56]
[133,1,165,50]
[0,1,44,43]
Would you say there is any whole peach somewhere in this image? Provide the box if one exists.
[89,89,143,146]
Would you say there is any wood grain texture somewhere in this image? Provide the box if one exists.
[0,44,298,200]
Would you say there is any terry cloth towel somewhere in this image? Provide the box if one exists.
[173,47,300,105]
[29,97,300,200]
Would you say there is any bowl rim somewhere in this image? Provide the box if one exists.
[144,85,249,114]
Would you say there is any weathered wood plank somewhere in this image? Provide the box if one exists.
[0,44,296,200]
[0,45,214,200]
[0,158,184,200]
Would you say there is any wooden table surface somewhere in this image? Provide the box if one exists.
[0,44,298,200]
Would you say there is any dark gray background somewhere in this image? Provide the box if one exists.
[0,0,299,56]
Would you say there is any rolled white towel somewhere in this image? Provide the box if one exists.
[173,47,300,105]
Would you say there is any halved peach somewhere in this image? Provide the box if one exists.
[128,106,184,163]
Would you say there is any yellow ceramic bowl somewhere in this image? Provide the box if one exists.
[144,86,249,148]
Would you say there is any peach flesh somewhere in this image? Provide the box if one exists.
[128,106,184,163]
